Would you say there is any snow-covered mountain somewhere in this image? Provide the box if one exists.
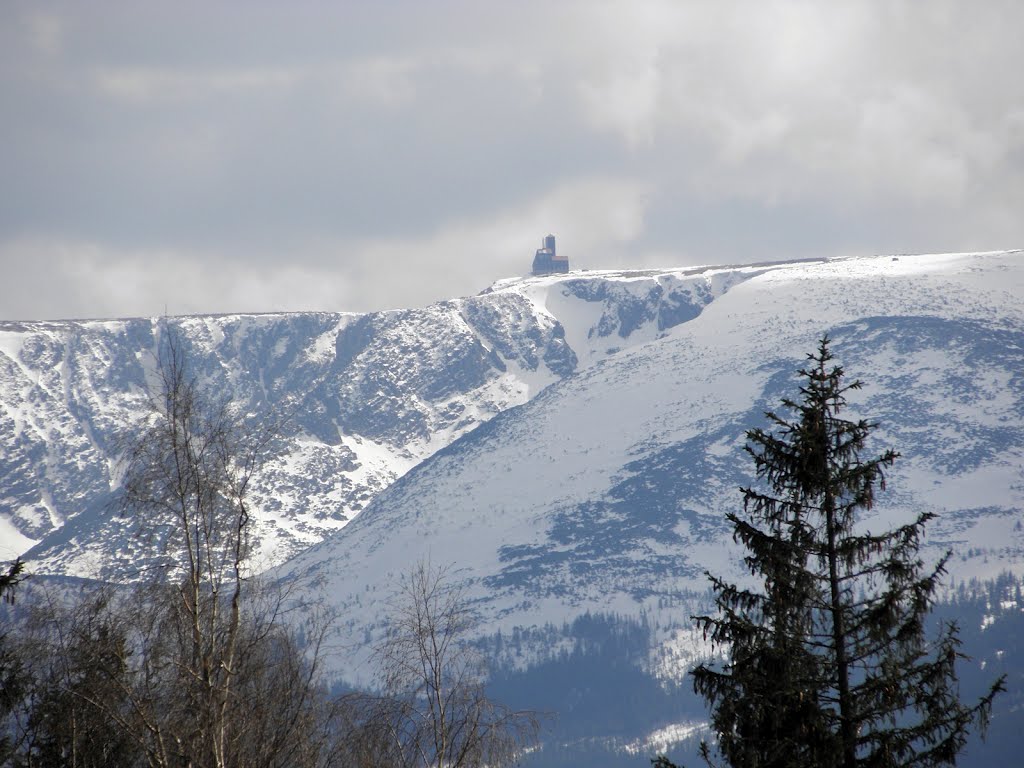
[1,263,745,576]
[4,249,1023,763]
[271,250,1024,684]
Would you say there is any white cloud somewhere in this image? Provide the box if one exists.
[1,1,1023,320]
[26,12,63,57]
[0,238,352,320]
[325,176,653,312]
[0,177,648,320]
[94,66,300,104]
[334,56,421,109]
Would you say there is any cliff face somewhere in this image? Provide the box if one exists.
[2,264,740,576]
[9,251,1023,607]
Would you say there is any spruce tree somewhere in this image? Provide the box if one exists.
[691,337,1004,768]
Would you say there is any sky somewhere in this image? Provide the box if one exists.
[2,1,1023,321]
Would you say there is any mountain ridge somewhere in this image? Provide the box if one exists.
[3,258,768,573]
[4,249,1023,763]
[269,249,1024,683]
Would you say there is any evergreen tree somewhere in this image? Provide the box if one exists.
[691,337,1004,768]
[0,559,25,762]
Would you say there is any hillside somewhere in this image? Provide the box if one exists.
[272,250,1024,681]
[3,263,750,576]
[4,249,1023,763]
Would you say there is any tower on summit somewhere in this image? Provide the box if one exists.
[531,234,569,275]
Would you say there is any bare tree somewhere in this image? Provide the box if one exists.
[340,562,539,768]
[2,327,345,767]
[79,325,339,768]
[112,327,278,767]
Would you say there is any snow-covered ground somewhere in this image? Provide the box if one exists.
[2,262,752,575]
[3,250,1022,686]
[272,250,1024,682]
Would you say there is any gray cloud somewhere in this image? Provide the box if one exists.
[1,0,1022,320]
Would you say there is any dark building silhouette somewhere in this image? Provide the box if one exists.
[531,234,569,275]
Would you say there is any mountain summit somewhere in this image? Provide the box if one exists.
[2,258,754,573]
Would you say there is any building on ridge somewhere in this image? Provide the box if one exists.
[531,234,569,275]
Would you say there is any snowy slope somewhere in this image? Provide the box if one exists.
[273,250,1024,682]
[3,266,748,577]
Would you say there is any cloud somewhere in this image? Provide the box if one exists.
[0,176,649,320]
[344,175,653,309]
[0,238,349,320]
[93,66,301,104]
[26,11,63,57]
[1,1,1023,320]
